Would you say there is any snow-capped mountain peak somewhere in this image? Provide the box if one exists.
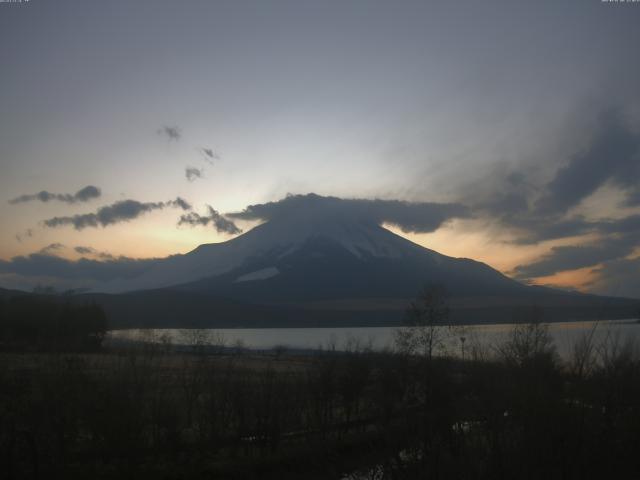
[95,215,437,294]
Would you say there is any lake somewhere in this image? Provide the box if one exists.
[107,319,640,360]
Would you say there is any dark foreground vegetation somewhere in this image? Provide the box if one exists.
[2,320,640,479]
[0,295,107,352]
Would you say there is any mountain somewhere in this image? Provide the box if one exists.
[98,213,526,298]
[86,211,638,328]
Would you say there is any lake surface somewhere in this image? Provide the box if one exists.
[107,319,640,359]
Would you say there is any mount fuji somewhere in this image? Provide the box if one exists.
[96,203,526,299]
[83,197,637,328]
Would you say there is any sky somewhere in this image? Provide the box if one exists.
[1,0,639,297]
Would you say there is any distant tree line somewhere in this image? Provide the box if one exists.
[0,295,107,351]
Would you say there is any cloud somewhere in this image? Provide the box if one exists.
[157,125,181,141]
[178,205,242,234]
[43,197,192,230]
[512,215,640,279]
[625,190,640,207]
[510,216,594,245]
[201,147,220,165]
[598,215,640,235]
[185,166,204,182]
[508,212,640,247]
[512,215,640,280]
[0,252,160,283]
[39,243,65,255]
[74,245,115,260]
[74,185,102,202]
[590,256,640,299]
[15,228,33,243]
[171,197,192,210]
[534,109,640,216]
[456,108,640,250]
[512,236,638,280]
[9,185,101,205]
[227,193,470,234]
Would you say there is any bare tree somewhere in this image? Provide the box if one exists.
[569,322,599,380]
[496,308,556,366]
[180,328,209,355]
[395,284,450,360]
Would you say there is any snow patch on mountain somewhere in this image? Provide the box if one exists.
[235,267,280,283]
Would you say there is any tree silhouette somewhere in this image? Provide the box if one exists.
[395,284,450,359]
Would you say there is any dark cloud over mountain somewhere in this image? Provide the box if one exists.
[9,185,101,205]
[228,193,470,234]
[178,206,242,234]
[43,197,192,230]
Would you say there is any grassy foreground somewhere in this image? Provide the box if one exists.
[2,321,640,479]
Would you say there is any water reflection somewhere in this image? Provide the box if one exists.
[107,319,640,360]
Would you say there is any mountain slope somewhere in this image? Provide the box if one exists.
[177,234,530,303]
[87,212,640,328]
[98,216,526,298]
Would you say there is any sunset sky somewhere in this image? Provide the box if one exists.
[1,0,639,297]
